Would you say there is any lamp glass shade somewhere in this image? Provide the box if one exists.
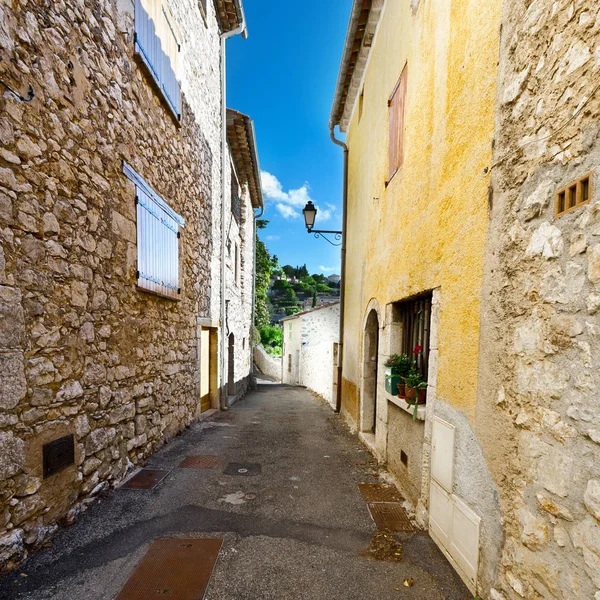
[303,201,317,229]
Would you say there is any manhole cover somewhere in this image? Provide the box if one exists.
[178,456,219,469]
[223,462,261,476]
[368,502,414,532]
[122,469,170,490]
[358,483,404,503]
[115,538,222,600]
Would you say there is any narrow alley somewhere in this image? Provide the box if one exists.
[0,384,469,600]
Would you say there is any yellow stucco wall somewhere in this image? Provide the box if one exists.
[342,0,502,419]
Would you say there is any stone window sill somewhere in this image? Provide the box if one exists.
[385,390,426,421]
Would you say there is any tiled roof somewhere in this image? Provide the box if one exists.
[226,109,263,209]
[330,0,385,132]
[214,0,245,34]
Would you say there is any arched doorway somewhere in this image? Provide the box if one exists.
[362,309,380,434]
[228,333,235,396]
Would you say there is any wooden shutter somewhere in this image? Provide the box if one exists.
[388,66,407,182]
[135,0,182,119]
[123,162,184,300]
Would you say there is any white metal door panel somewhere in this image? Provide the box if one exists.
[429,480,452,549]
[450,495,480,588]
[431,417,455,493]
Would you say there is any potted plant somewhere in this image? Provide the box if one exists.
[404,368,427,420]
[384,353,412,395]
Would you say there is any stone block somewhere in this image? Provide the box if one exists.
[85,427,116,455]
[0,285,24,349]
[0,351,26,409]
[0,431,25,481]
[526,222,563,258]
[588,244,600,284]
[584,480,600,522]
[0,530,25,570]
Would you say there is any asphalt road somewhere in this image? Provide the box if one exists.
[0,382,471,600]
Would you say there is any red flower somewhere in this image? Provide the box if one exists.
[413,345,423,355]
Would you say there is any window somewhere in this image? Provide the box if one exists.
[134,0,182,120]
[555,173,593,218]
[231,167,241,223]
[393,292,432,379]
[198,0,208,19]
[388,65,408,184]
[123,162,184,300]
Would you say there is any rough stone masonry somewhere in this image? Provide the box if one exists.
[479,2,600,598]
[0,0,223,569]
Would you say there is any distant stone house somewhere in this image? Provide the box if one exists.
[327,274,341,285]
[281,303,340,405]
[0,0,261,570]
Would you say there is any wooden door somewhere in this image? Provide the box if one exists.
[200,328,211,413]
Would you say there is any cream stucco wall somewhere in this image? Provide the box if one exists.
[342,0,502,427]
[339,0,505,593]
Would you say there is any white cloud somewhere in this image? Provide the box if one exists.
[265,235,280,241]
[261,171,288,201]
[276,203,300,220]
[261,171,334,222]
[319,265,338,272]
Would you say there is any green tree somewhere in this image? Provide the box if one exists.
[312,289,317,308]
[254,220,272,327]
[282,264,295,278]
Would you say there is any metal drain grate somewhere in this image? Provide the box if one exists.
[122,469,170,490]
[179,456,219,469]
[223,462,261,476]
[115,538,222,600]
[358,483,405,503]
[368,502,414,531]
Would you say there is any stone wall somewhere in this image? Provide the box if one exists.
[253,344,281,382]
[0,0,223,570]
[299,303,339,404]
[480,2,600,598]
[223,163,255,402]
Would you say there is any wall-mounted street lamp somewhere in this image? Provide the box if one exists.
[302,201,342,246]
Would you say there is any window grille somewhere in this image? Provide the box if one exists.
[134,0,182,120]
[123,162,184,300]
[555,173,593,218]
[388,65,407,184]
[398,293,432,379]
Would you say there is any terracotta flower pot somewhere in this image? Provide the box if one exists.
[405,386,417,401]
[397,382,406,397]
[405,387,427,404]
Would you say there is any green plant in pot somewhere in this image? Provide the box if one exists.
[404,368,427,420]
[384,354,412,395]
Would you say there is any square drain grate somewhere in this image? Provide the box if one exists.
[179,456,219,469]
[115,538,222,600]
[122,469,170,490]
[223,462,261,476]
[358,483,405,503]
[368,502,414,532]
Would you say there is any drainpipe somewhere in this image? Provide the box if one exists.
[220,15,247,410]
[329,124,348,414]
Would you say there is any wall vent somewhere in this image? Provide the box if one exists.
[555,172,593,218]
[43,434,75,478]
[401,450,408,466]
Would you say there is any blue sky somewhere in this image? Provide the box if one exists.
[227,0,351,276]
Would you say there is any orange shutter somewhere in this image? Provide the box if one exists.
[388,66,407,182]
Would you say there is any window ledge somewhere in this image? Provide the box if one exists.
[385,390,426,421]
